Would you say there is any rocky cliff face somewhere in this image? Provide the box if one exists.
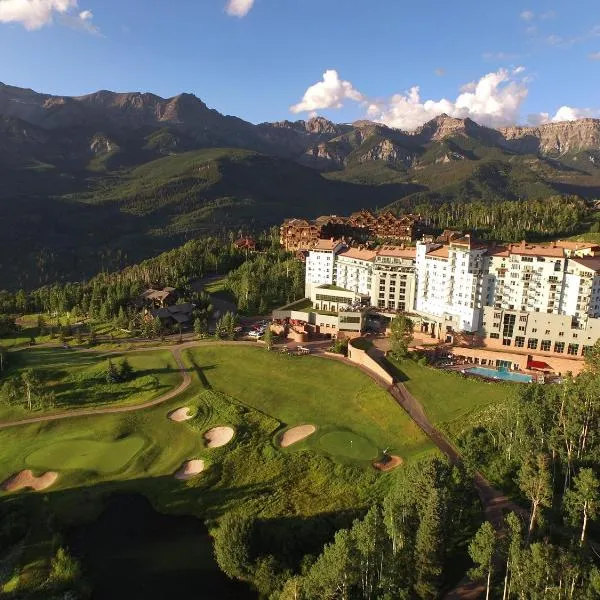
[499,119,600,155]
[0,82,599,169]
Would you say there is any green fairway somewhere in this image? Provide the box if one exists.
[25,436,146,474]
[388,357,514,431]
[318,431,378,460]
[0,347,181,420]
[184,346,432,463]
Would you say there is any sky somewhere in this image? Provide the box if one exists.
[0,0,599,129]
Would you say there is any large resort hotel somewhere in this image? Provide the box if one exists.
[274,234,600,377]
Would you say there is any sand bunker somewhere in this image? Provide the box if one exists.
[168,407,194,422]
[279,425,316,448]
[373,455,403,472]
[204,427,235,448]
[174,460,205,480]
[2,470,58,492]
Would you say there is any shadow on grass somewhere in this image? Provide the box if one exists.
[186,355,215,390]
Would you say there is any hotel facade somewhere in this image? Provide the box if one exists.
[297,235,600,373]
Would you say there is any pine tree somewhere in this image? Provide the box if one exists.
[106,359,120,384]
[263,326,273,351]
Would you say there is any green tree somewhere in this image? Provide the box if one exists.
[584,339,600,374]
[193,316,207,338]
[414,488,445,599]
[390,315,413,359]
[20,369,41,411]
[0,345,6,372]
[213,513,254,581]
[468,521,496,600]
[518,454,552,537]
[106,358,120,384]
[564,468,600,545]
[48,547,81,585]
[263,326,273,351]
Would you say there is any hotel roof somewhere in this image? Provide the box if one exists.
[426,246,450,259]
[376,245,417,258]
[569,257,600,272]
[312,238,343,251]
[338,247,378,261]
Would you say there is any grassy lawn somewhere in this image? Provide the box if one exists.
[388,357,515,434]
[0,344,436,597]
[184,346,433,464]
[0,348,181,420]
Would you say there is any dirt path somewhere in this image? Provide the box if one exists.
[0,347,192,430]
[0,337,519,598]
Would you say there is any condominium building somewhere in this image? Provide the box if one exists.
[372,246,417,312]
[415,235,489,333]
[304,239,345,297]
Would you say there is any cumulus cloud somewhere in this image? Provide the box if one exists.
[290,69,364,114]
[366,69,530,130]
[590,51,600,60]
[0,0,98,32]
[225,0,254,17]
[520,10,534,21]
[0,0,75,29]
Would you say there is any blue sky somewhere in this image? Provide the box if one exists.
[0,0,598,128]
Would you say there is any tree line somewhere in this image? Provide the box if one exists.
[413,196,587,242]
[455,345,600,598]
[213,457,482,599]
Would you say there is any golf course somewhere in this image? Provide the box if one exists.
[0,342,436,597]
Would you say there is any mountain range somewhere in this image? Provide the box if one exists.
[1,82,600,290]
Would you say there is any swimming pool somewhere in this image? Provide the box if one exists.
[465,367,533,383]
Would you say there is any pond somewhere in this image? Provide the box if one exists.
[69,493,256,600]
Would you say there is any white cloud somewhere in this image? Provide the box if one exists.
[367,69,529,130]
[0,0,98,32]
[290,69,364,114]
[225,0,254,17]
[434,68,446,76]
[0,0,76,29]
[540,10,556,20]
[513,65,526,74]
[590,51,600,60]
[520,10,535,21]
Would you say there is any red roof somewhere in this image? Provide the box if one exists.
[527,359,552,371]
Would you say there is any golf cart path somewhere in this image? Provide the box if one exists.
[0,340,267,430]
[0,339,516,598]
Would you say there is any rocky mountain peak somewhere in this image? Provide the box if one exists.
[499,118,600,155]
[305,116,338,135]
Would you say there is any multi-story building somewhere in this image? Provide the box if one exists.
[280,211,423,252]
[415,235,489,334]
[304,239,345,297]
[295,234,600,372]
[371,246,417,312]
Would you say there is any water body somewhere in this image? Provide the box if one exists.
[69,494,256,600]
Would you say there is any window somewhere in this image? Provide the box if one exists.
[528,338,538,350]
[503,338,512,346]
[490,333,500,339]
[518,326,526,332]
[554,342,565,354]
[583,345,593,356]
[514,336,525,348]
[567,344,579,356]
[494,312,502,319]
[502,314,516,338]
[532,328,537,333]
[519,315,527,322]
[545,330,551,335]
[541,340,551,352]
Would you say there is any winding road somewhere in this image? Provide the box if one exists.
[0,337,522,598]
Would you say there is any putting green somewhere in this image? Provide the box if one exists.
[25,436,146,474]
[317,431,378,460]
